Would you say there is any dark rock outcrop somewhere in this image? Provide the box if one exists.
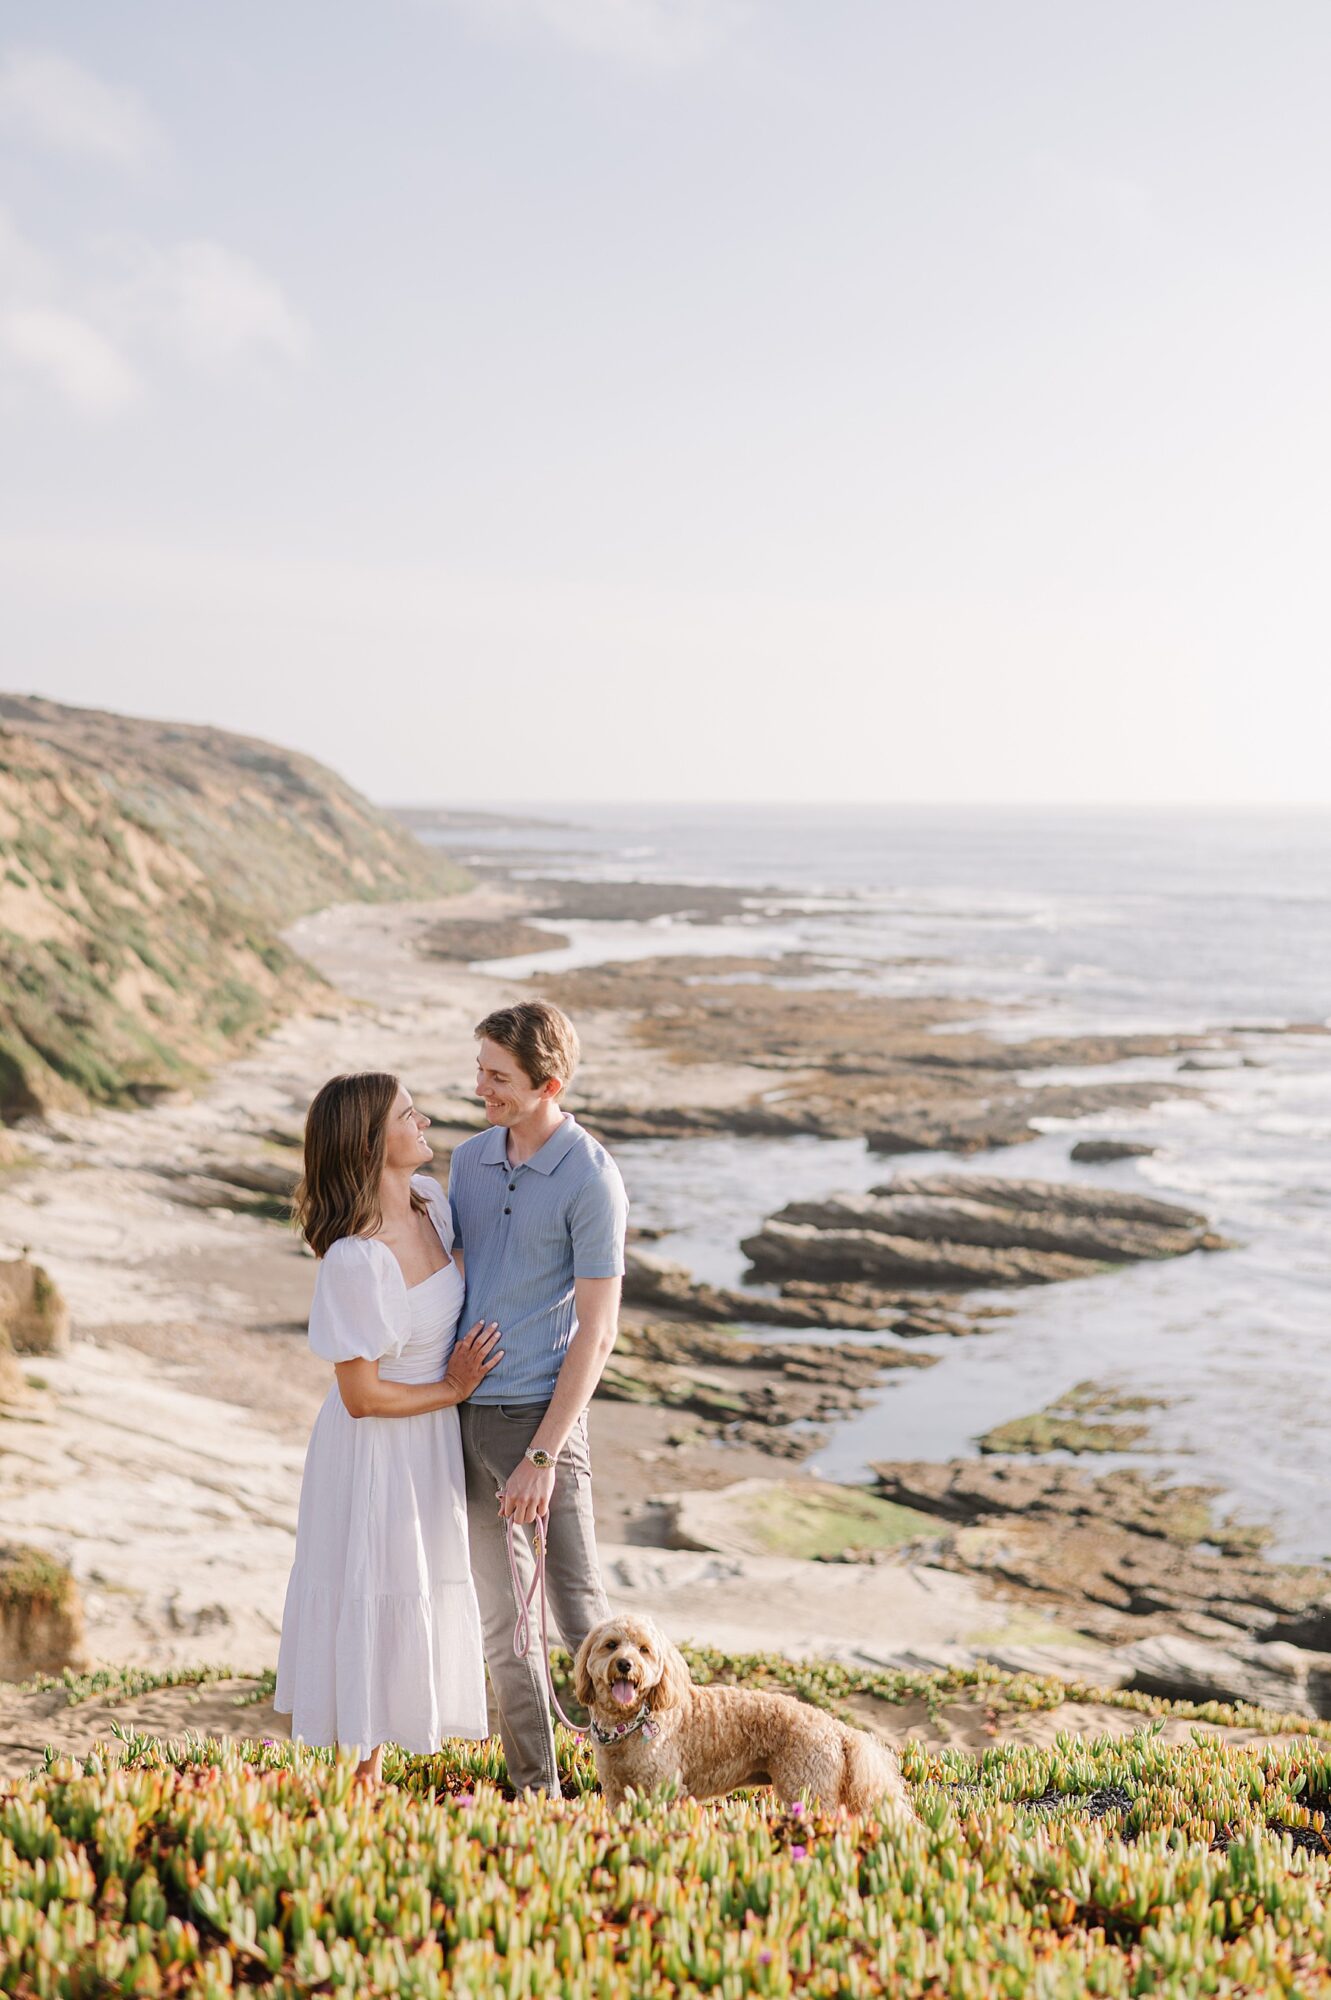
[0,1256,68,1356]
[1070,1139,1159,1164]
[623,1248,1010,1336]
[419,917,569,961]
[597,1317,935,1457]
[865,1086,1182,1154]
[528,880,755,924]
[1111,1633,1331,1717]
[741,1175,1225,1289]
[0,1545,88,1677]
[622,1247,898,1330]
[976,1381,1162,1456]
[867,1458,1324,1652]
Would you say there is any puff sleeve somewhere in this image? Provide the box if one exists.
[308,1238,409,1364]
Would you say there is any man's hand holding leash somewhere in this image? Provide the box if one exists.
[498,1452,557,1524]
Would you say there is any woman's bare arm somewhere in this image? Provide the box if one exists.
[334,1320,501,1418]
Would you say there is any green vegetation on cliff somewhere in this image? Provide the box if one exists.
[0,695,464,1116]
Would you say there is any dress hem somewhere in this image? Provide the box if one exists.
[272,1709,491,1755]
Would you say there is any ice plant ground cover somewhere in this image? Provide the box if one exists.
[5,1658,1331,1997]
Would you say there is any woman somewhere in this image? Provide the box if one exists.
[274,1071,502,1784]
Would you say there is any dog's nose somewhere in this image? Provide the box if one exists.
[613,1658,633,1676]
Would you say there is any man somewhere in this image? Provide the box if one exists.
[449,998,627,1794]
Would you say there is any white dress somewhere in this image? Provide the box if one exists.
[274,1178,487,1757]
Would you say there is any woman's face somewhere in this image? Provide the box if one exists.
[382,1084,433,1172]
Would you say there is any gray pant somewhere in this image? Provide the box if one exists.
[460,1401,609,1794]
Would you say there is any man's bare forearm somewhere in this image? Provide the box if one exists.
[532,1284,619,1456]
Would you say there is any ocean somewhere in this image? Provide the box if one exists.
[421,805,1331,1561]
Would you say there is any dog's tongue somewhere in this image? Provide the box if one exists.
[611,1678,636,1707]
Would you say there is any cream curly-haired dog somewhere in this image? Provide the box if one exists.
[574,1613,915,1816]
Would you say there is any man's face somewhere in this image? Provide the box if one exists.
[475,1037,560,1127]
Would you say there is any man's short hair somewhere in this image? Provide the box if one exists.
[474,999,580,1090]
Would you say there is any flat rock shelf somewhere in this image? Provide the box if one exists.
[742,1174,1228,1289]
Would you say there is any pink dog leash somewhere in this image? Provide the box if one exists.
[504,1512,586,1735]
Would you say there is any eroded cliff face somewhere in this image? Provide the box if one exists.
[0,695,462,1115]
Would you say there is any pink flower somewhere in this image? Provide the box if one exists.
[790,1801,804,1817]
[791,1844,807,1860]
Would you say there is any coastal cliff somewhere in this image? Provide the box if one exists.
[0,694,463,1117]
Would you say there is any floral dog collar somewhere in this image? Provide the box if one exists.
[590,1707,659,1746]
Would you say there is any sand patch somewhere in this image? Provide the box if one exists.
[845,1690,1318,1756]
[0,1677,289,1781]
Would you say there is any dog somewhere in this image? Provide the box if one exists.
[573,1613,916,1817]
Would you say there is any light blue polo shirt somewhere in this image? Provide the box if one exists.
[448,1114,628,1405]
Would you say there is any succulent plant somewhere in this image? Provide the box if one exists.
[5,1665,1331,1996]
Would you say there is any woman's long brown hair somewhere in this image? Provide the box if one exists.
[295,1071,427,1257]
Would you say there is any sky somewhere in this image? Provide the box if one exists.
[0,2,1328,807]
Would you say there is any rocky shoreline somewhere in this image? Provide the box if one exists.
[437,862,1329,1715]
[602,1319,936,1458]
[527,953,1231,1154]
[865,1457,1331,1716]
[646,1460,1331,1720]
[0,846,1324,1728]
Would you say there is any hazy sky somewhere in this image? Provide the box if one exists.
[1,3,1328,806]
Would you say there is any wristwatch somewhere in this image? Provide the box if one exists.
[524,1445,556,1470]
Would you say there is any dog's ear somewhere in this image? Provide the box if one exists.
[572,1631,597,1709]
[646,1635,691,1713]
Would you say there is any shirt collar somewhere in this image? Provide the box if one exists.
[480,1114,581,1176]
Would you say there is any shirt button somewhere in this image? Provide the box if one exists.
[508,1183,516,1191]
[504,1207,512,1215]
